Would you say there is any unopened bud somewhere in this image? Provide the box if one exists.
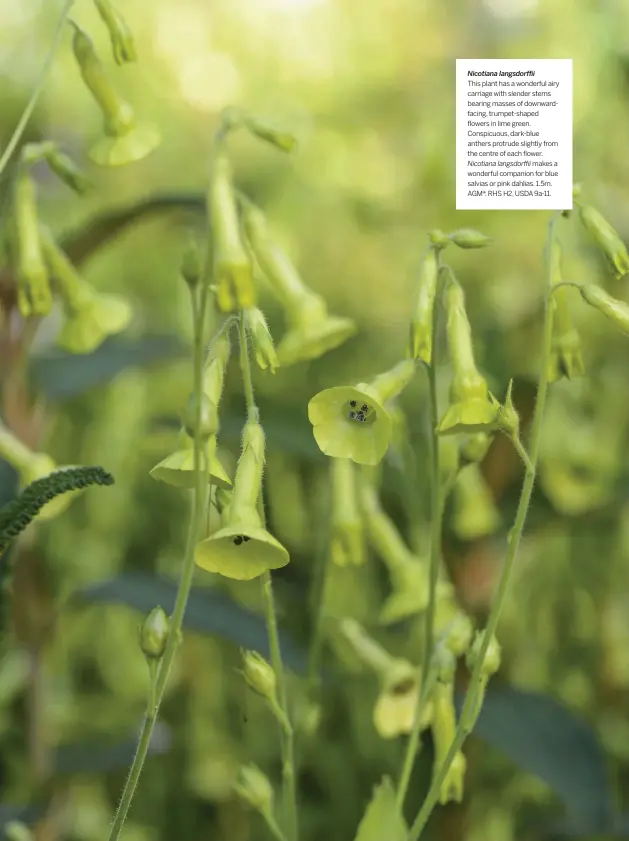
[245,115,297,153]
[94,0,137,65]
[140,606,169,659]
[234,764,274,812]
[449,229,493,249]
[246,307,279,372]
[444,612,474,657]
[241,650,277,701]
[578,204,629,279]
[495,379,519,439]
[428,229,450,248]
[180,238,203,288]
[46,146,91,194]
[579,284,629,335]
[459,432,492,465]
[467,629,501,677]
[181,392,219,440]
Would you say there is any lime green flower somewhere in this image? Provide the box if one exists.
[431,680,466,804]
[242,203,356,364]
[459,431,492,466]
[308,359,415,465]
[547,241,584,382]
[437,279,499,436]
[71,21,159,166]
[13,169,52,317]
[580,284,629,334]
[330,458,366,566]
[149,431,231,489]
[245,307,279,372]
[210,155,255,312]
[451,463,501,541]
[448,228,493,249]
[94,0,137,65]
[194,421,289,580]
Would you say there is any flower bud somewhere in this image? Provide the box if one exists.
[408,247,439,365]
[428,229,450,248]
[202,331,231,406]
[578,204,629,279]
[579,284,629,334]
[233,764,274,813]
[94,0,137,65]
[71,21,159,166]
[494,379,520,440]
[45,145,91,194]
[245,307,279,372]
[209,154,255,312]
[241,650,277,702]
[13,170,52,316]
[140,606,169,659]
[244,114,297,153]
[448,229,493,249]
[467,629,501,677]
[180,237,203,288]
[181,391,219,440]
[443,612,474,657]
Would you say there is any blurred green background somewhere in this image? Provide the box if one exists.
[2,0,629,839]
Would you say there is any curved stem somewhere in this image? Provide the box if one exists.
[396,249,443,808]
[0,0,74,178]
[237,312,299,841]
[406,211,561,841]
[106,190,215,841]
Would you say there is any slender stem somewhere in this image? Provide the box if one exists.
[237,312,299,841]
[264,810,290,841]
[0,0,74,178]
[396,249,444,808]
[406,212,561,841]
[106,215,214,841]
[512,436,533,474]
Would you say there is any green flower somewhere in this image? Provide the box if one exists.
[451,463,501,541]
[308,360,415,465]
[56,291,132,354]
[194,421,289,580]
[408,247,439,365]
[242,202,356,364]
[149,431,232,490]
[330,458,366,566]
[13,170,52,317]
[578,203,629,279]
[547,241,584,382]
[580,284,629,335]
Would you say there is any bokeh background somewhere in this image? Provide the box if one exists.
[2,0,629,839]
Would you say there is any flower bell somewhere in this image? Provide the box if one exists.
[579,284,629,334]
[330,458,366,566]
[359,477,429,624]
[245,307,279,372]
[548,241,584,382]
[437,280,500,436]
[577,203,629,279]
[38,226,132,353]
[0,426,78,521]
[308,359,415,466]
[70,21,159,166]
[408,247,439,365]
[13,169,52,317]
[209,155,255,312]
[451,464,501,541]
[459,432,492,466]
[234,764,274,813]
[431,677,466,804]
[150,332,232,489]
[242,203,356,364]
[194,420,290,580]
[93,0,137,65]
[465,629,501,726]
[339,618,432,739]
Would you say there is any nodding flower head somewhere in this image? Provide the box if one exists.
[577,203,629,279]
[308,360,415,466]
[13,170,52,317]
[194,421,290,580]
[150,431,232,490]
[547,242,584,383]
[373,657,432,740]
[451,463,501,541]
[408,247,439,365]
[93,0,137,65]
[436,370,500,436]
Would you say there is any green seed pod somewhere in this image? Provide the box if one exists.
[209,154,255,312]
[181,391,219,440]
[428,229,450,249]
[14,171,52,316]
[580,284,629,334]
[45,146,91,194]
[245,307,279,373]
[71,21,159,166]
[408,247,439,365]
[448,228,493,249]
[578,204,629,279]
[241,650,277,701]
[94,0,137,64]
[140,606,170,659]
[234,764,274,813]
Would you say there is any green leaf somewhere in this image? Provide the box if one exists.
[75,572,308,674]
[457,683,614,835]
[353,777,407,841]
[30,335,187,399]
[58,192,205,267]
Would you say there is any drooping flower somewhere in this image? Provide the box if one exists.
[547,240,584,382]
[13,169,52,317]
[408,247,439,365]
[577,203,629,279]
[451,463,501,541]
[242,203,356,364]
[194,420,290,580]
[308,359,415,466]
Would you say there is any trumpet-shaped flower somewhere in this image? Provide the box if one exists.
[194,421,289,580]
[242,203,356,364]
[14,170,52,317]
[547,241,584,382]
[308,360,415,466]
[408,247,439,365]
[149,431,231,489]
[578,203,629,279]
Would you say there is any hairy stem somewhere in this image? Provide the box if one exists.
[397,250,443,808]
[0,0,74,177]
[238,312,299,841]
[406,212,561,841]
